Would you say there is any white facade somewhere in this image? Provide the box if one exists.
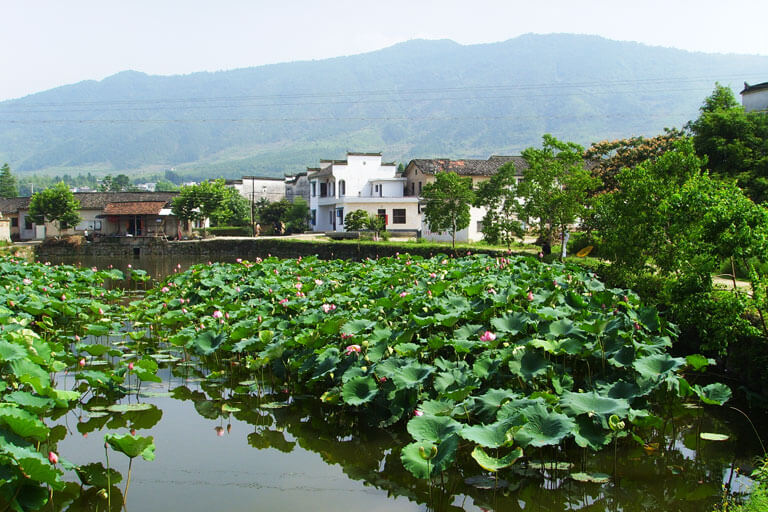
[741,83,768,112]
[308,153,420,232]
[234,177,285,203]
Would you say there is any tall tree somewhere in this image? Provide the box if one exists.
[688,84,768,203]
[28,182,81,236]
[171,180,227,235]
[516,135,599,259]
[421,171,474,249]
[0,163,18,198]
[475,161,524,248]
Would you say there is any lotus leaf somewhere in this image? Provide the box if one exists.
[105,433,156,461]
[559,391,630,427]
[76,462,123,489]
[391,362,433,389]
[633,353,685,380]
[459,419,514,448]
[572,416,612,451]
[491,312,529,335]
[341,376,379,406]
[514,403,575,448]
[400,434,459,479]
[694,383,732,405]
[471,446,524,472]
[407,414,462,443]
[700,432,729,441]
[570,472,611,483]
[0,405,49,441]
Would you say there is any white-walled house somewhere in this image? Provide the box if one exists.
[741,81,768,112]
[229,177,285,203]
[403,156,527,243]
[308,152,420,233]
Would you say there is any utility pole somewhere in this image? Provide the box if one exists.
[250,179,255,237]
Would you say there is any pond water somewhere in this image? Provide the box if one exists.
[43,255,764,512]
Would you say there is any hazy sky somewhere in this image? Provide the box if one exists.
[3,0,767,101]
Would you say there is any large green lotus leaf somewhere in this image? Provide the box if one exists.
[341,376,379,406]
[76,462,122,489]
[597,380,642,400]
[311,347,340,380]
[105,403,155,413]
[497,397,546,422]
[105,433,156,461]
[392,362,434,389]
[491,312,529,335]
[607,345,636,367]
[633,354,685,380]
[160,309,187,326]
[190,330,227,356]
[685,354,713,372]
[407,414,462,443]
[418,399,456,416]
[548,319,578,337]
[0,440,63,489]
[459,419,514,448]
[572,416,612,451]
[400,434,459,479]
[0,339,27,361]
[509,351,550,381]
[10,359,50,394]
[454,324,483,340]
[78,344,110,357]
[3,391,55,415]
[570,472,611,483]
[473,388,520,422]
[559,391,630,424]
[514,403,575,448]
[341,319,375,335]
[694,383,732,405]
[637,307,660,332]
[0,405,49,441]
[471,446,523,472]
[84,324,110,337]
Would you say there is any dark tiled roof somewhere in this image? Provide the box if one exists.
[74,192,177,209]
[406,156,527,177]
[0,197,30,214]
[347,152,382,157]
[741,81,768,94]
[103,201,167,215]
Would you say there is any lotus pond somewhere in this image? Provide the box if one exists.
[0,254,763,511]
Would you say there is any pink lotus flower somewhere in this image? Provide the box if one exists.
[429,273,437,278]
[400,292,408,298]
[127,264,132,269]
[48,451,58,464]
[480,331,496,342]
[258,315,262,322]
[527,291,534,301]
[61,294,66,301]
[212,310,223,319]
[98,308,104,315]
[235,286,241,292]
[345,344,361,355]
[215,426,225,437]
[161,286,170,293]
[279,298,289,306]
[78,358,86,367]
[236,258,242,263]
[74,334,80,342]
[179,298,185,304]
[538,252,544,259]
[128,362,134,371]
[413,410,424,417]
[634,322,641,330]
[182,308,187,313]
[321,303,336,313]
[22,278,32,285]
[314,279,323,286]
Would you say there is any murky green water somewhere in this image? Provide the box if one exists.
[47,254,764,512]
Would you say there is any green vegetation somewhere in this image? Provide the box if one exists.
[28,182,81,234]
[0,163,18,197]
[421,171,474,249]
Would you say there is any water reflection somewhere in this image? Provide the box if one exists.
[53,352,760,512]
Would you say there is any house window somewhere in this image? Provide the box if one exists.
[477,221,483,232]
[311,209,316,225]
[339,180,345,196]
[377,209,387,225]
[320,183,327,197]
[11,218,18,228]
[393,209,406,224]
[24,216,32,230]
[311,182,316,197]
[418,182,422,194]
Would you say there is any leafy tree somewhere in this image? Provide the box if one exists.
[344,209,369,231]
[154,179,178,192]
[421,171,474,249]
[285,197,310,234]
[257,200,290,233]
[592,138,768,353]
[475,161,524,247]
[28,182,81,236]
[209,186,250,227]
[171,180,227,235]
[584,129,684,193]
[0,163,18,198]
[516,135,599,258]
[688,84,768,203]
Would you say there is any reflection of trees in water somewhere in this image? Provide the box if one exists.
[166,363,750,512]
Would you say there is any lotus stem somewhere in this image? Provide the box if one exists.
[105,443,111,511]
[729,406,766,455]
[123,457,133,511]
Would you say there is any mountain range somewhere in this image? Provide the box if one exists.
[1,33,768,179]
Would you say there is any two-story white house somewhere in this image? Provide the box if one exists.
[741,81,768,112]
[308,152,420,233]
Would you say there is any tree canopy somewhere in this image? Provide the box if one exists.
[0,163,18,198]
[28,182,81,235]
[421,171,474,249]
[475,161,524,248]
[516,134,599,258]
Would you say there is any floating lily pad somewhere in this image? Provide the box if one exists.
[570,472,611,483]
[464,475,510,489]
[700,432,729,441]
[105,403,155,412]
